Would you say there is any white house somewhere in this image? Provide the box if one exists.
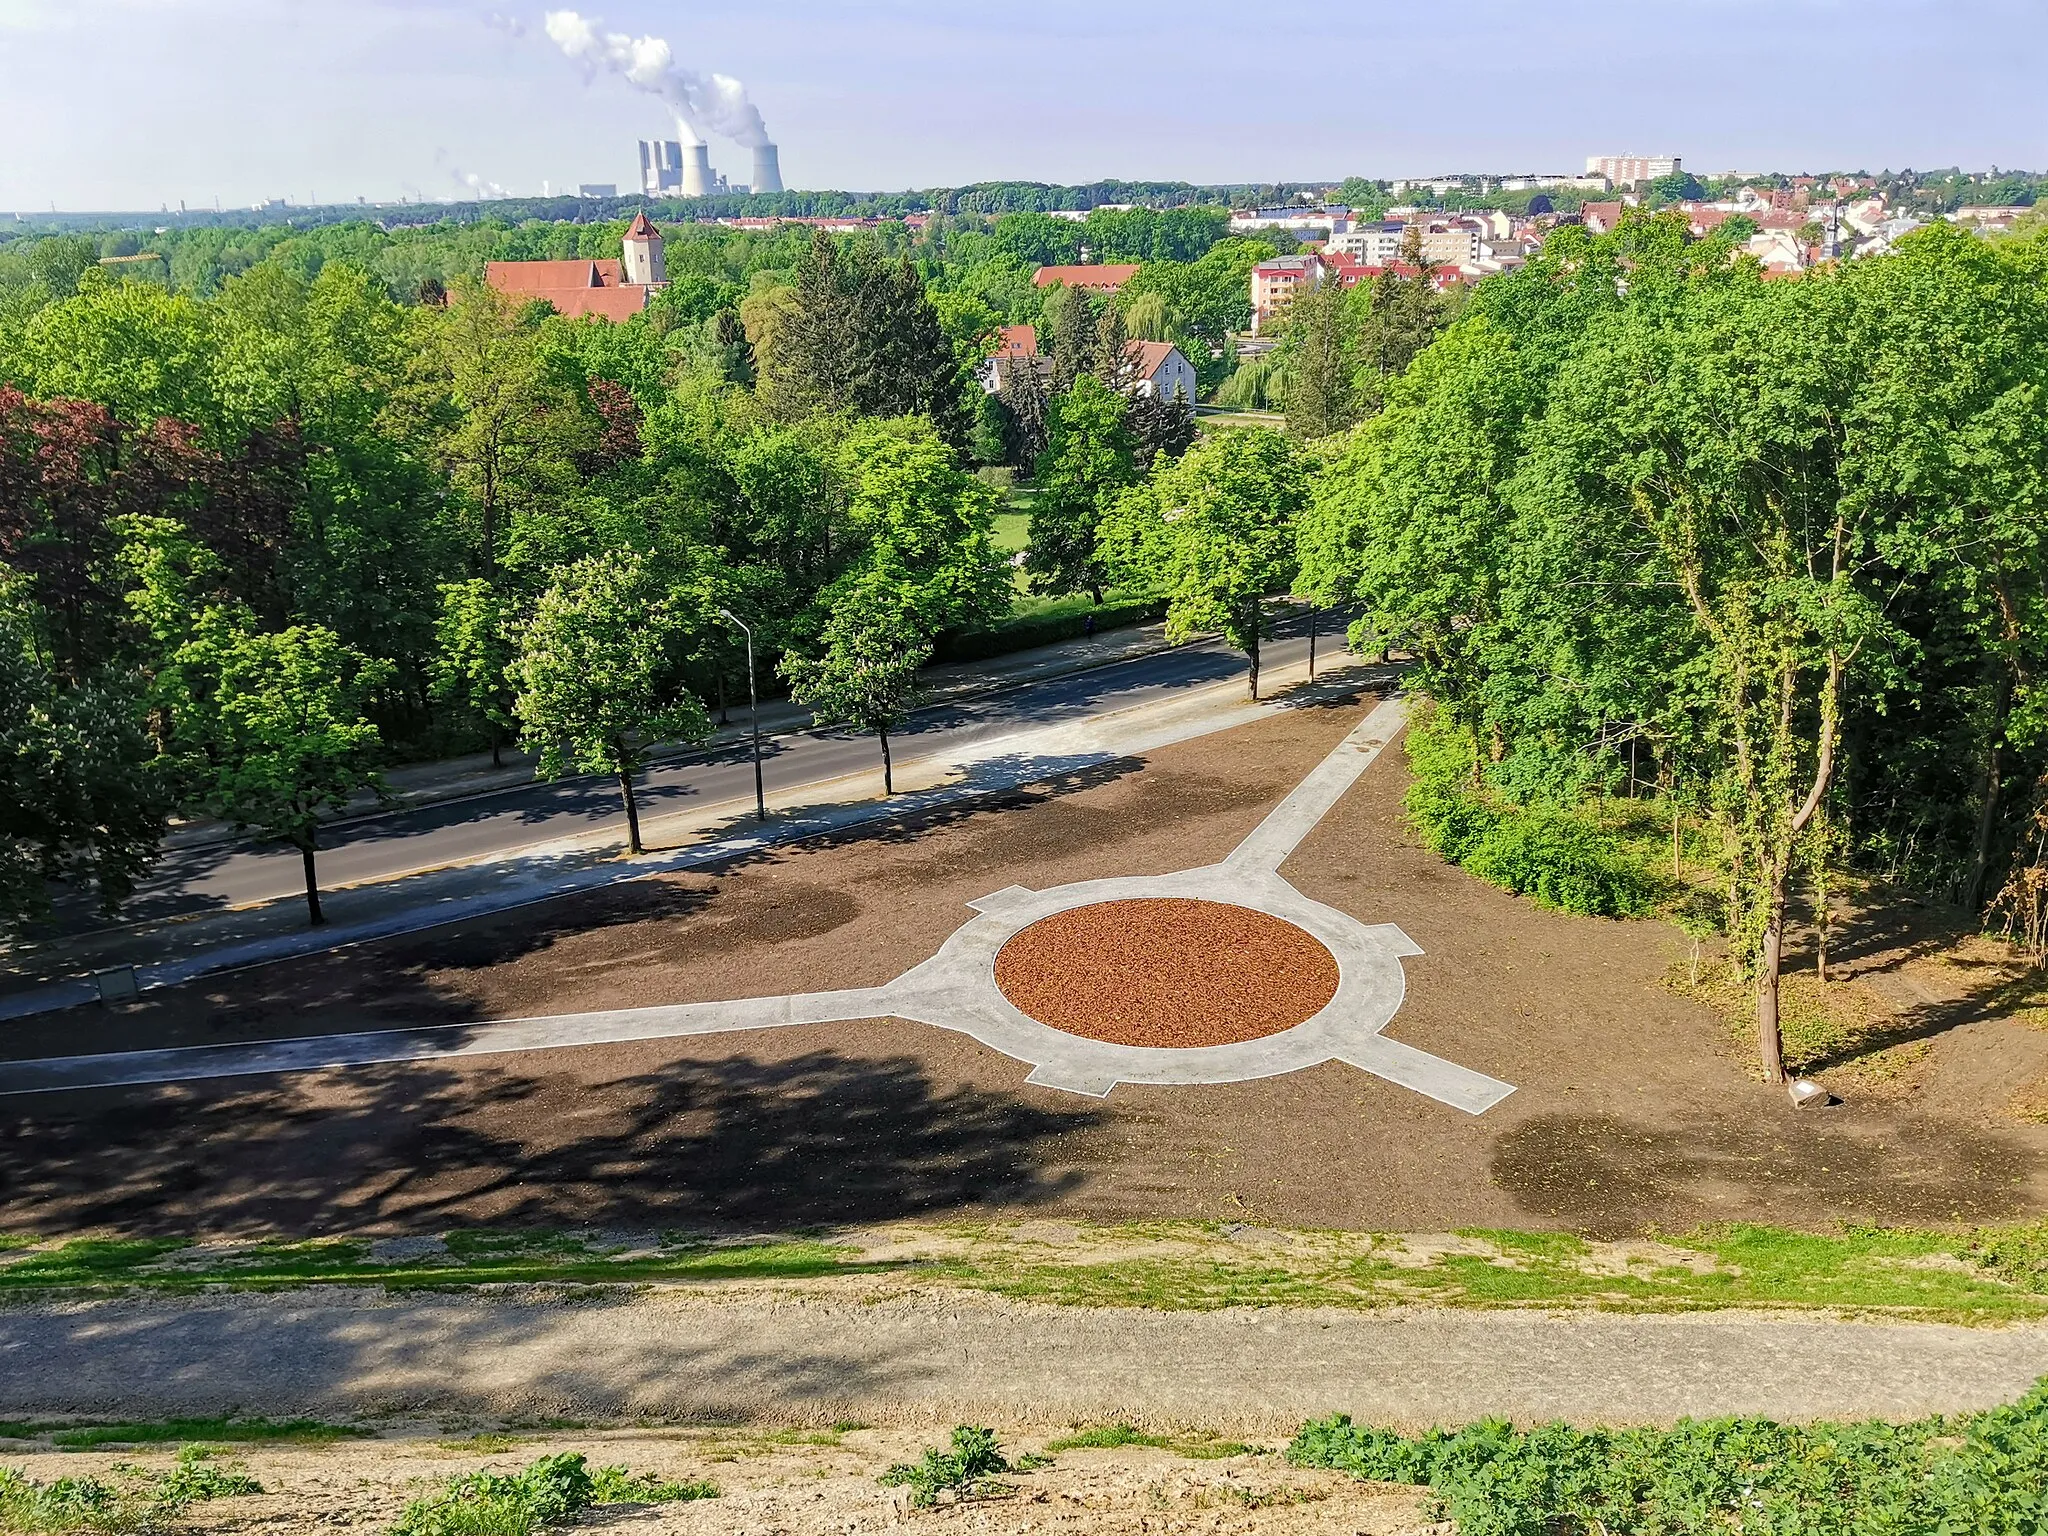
[1129,340,1197,405]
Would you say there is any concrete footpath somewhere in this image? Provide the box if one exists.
[3,1288,2043,1433]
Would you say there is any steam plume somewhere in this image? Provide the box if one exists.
[543,10,771,149]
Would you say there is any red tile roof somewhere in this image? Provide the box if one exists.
[1032,263,1142,291]
[996,324,1038,357]
[532,286,654,321]
[625,212,660,239]
[484,259,625,294]
[1128,340,1190,380]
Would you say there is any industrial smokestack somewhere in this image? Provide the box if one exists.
[682,143,713,197]
[751,144,783,195]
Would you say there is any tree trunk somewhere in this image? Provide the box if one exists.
[716,666,730,727]
[617,763,643,855]
[1756,860,1789,1084]
[300,836,325,927]
[879,729,894,796]
[1246,632,1261,701]
[490,727,503,771]
[1966,678,2012,913]
[1672,806,1683,882]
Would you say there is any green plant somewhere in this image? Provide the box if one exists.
[390,1452,713,1536]
[878,1426,1011,1507]
[1290,1378,2048,1534]
[1403,710,1660,919]
[391,1452,593,1536]
[0,1447,261,1533]
[586,1466,717,1504]
[152,1447,262,1512]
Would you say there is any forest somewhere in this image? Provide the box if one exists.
[4,193,2047,1087]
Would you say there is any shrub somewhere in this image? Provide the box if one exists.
[1403,708,1658,920]
[1288,1378,2048,1534]
[390,1452,715,1536]
[878,1425,1011,1507]
[933,596,1164,664]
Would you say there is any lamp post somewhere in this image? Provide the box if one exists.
[718,608,766,822]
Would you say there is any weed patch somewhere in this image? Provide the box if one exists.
[1289,1376,2048,1534]
[390,1452,714,1536]
[878,1426,1013,1507]
[0,1447,260,1533]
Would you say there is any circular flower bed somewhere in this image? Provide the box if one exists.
[994,898,1340,1049]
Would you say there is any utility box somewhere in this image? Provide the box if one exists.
[94,966,141,1007]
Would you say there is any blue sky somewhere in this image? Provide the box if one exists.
[1,0,2041,211]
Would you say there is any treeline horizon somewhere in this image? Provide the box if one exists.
[8,162,2042,237]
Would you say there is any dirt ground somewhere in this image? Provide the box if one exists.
[0,1429,1438,1535]
[4,685,2047,1240]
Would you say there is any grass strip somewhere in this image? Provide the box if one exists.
[5,1221,2048,1327]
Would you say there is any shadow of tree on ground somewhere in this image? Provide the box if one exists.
[0,1049,1101,1237]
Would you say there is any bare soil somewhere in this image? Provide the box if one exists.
[3,685,2046,1240]
[995,899,1338,1048]
[0,1430,1438,1535]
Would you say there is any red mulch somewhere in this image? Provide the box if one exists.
[993,898,1339,1049]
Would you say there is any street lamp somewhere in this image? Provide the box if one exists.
[717,608,766,822]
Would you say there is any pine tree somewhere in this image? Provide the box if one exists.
[1127,389,1197,470]
[994,356,1050,470]
[1042,284,1095,395]
[1091,299,1134,391]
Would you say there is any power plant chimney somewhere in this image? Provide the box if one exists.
[681,143,714,197]
[751,144,783,195]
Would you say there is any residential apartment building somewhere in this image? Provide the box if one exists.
[1585,154,1681,186]
[1250,254,1322,333]
[1325,220,1406,263]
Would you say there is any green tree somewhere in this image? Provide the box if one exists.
[1100,426,1309,698]
[162,609,391,926]
[432,579,519,767]
[781,575,930,795]
[1280,276,1359,440]
[1041,283,1095,395]
[1027,375,1140,602]
[764,231,970,449]
[415,278,590,579]
[0,586,166,934]
[510,550,711,856]
[833,417,1007,638]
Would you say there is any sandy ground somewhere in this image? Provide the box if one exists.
[6,1288,2047,1431]
[3,686,2047,1240]
[0,1428,1439,1535]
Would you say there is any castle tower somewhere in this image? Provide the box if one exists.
[622,212,666,287]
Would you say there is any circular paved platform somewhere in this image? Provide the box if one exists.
[993,897,1340,1049]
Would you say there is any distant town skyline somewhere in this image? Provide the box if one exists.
[1,0,2042,212]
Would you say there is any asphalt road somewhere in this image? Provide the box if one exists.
[97,619,1348,929]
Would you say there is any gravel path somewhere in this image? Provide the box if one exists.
[5,1290,2046,1432]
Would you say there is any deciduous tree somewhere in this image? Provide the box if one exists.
[510,550,711,855]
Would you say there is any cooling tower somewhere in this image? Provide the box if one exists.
[751,144,783,195]
[681,143,714,197]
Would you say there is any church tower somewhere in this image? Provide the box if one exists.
[622,212,666,287]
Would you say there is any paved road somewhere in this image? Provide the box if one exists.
[94,619,1348,930]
